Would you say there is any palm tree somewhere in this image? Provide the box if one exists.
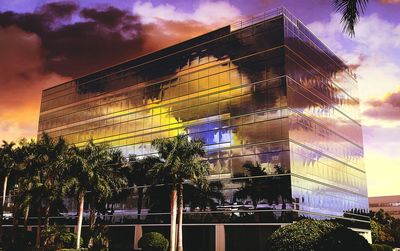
[0,141,16,206]
[24,133,69,247]
[9,138,35,245]
[87,148,127,230]
[64,140,127,249]
[333,0,369,36]
[0,140,16,238]
[125,155,161,221]
[151,134,209,251]
[38,134,69,228]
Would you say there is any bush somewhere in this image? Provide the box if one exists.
[138,232,169,251]
[266,219,371,251]
[370,244,381,251]
[266,220,337,251]
[371,244,393,251]
[2,229,35,251]
[318,226,371,251]
[41,225,80,249]
[381,244,393,251]
[89,224,109,251]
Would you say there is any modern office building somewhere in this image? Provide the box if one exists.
[38,8,370,251]
[370,195,400,219]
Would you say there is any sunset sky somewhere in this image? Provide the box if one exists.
[0,0,399,197]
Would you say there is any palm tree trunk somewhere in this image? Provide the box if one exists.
[11,200,20,245]
[88,196,97,249]
[44,203,50,228]
[24,205,30,230]
[2,175,8,207]
[89,196,96,230]
[35,205,42,248]
[177,182,184,251]
[0,175,8,239]
[170,187,177,251]
[76,191,85,250]
[0,199,3,241]
[137,187,143,221]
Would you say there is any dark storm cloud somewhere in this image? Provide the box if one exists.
[364,91,400,120]
[80,6,128,28]
[38,1,78,19]
[0,1,144,78]
[0,1,215,141]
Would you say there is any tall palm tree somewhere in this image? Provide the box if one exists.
[24,133,69,247]
[38,134,69,228]
[333,0,369,36]
[64,140,127,249]
[0,140,16,239]
[87,148,127,230]
[9,138,35,245]
[0,141,16,206]
[151,134,209,251]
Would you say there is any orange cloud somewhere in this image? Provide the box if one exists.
[364,89,400,121]
[0,2,234,142]
[0,26,69,141]
[380,0,400,3]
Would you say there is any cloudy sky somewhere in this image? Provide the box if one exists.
[0,0,399,197]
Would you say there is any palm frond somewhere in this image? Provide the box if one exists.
[333,0,369,37]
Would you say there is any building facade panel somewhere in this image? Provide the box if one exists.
[283,15,369,228]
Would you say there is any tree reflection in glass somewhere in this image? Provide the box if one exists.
[233,161,291,211]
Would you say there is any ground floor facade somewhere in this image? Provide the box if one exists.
[4,222,371,251]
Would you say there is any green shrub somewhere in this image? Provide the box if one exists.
[370,244,378,251]
[318,226,371,251]
[266,219,371,251]
[266,220,337,251]
[381,244,393,251]
[371,244,382,251]
[89,224,109,251]
[138,232,169,251]
[2,229,34,250]
[371,244,393,251]
[41,225,80,249]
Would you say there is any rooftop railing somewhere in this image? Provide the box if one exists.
[230,7,297,31]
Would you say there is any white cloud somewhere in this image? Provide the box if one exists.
[132,0,241,25]
[354,14,400,50]
[308,13,400,125]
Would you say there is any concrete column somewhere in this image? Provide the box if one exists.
[215,224,225,251]
[134,224,143,249]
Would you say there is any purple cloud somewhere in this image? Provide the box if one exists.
[364,91,400,120]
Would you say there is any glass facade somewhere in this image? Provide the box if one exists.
[38,8,369,232]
